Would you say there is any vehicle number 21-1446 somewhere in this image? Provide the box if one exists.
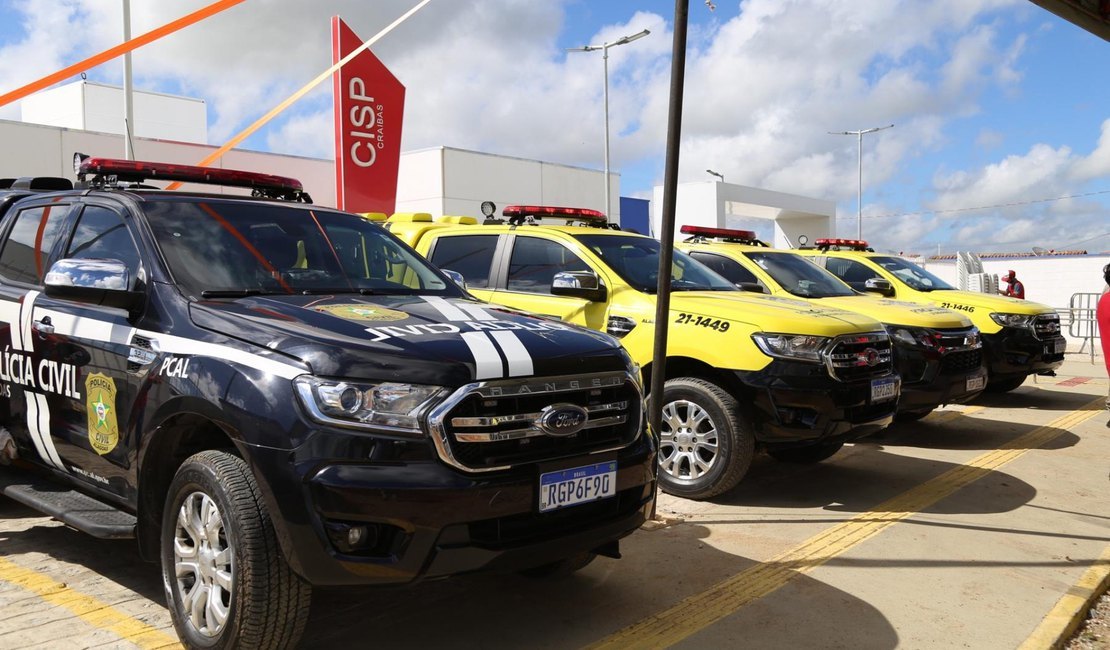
[675,313,730,332]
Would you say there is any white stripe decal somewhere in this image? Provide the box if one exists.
[34,392,63,469]
[461,332,503,380]
[422,296,471,322]
[22,393,55,470]
[455,301,496,321]
[490,331,533,377]
[21,290,38,349]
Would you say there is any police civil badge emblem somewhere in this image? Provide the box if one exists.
[312,303,406,322]
[85,373,119,455]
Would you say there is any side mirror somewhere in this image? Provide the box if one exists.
[44,259,143,311]
[441,269,466,289]
[736,282,766,294]
[863,277,895,297]
[551,271,607,302]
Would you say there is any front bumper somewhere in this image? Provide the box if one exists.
[247,430,656,587]
[983,327,1065,380]
[736,360,899,444]
[895,346,987,411]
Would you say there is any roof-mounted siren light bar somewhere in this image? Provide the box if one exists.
[679,224,767,245]
[72,153,312,202]
[814,238,873,251]
[502,205,610,227]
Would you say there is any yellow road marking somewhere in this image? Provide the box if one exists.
[587,398,1106,650]
[928,404,986,423]
[0,556,180,649]
[1019,542,1110,650]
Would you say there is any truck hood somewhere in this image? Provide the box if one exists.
[812,296,972,329]
[189,295,627,386]
[669,291,884,335]
[920,290,1056,316]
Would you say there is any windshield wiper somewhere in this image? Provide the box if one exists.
[297,288,380,295]
[201,289,288,298]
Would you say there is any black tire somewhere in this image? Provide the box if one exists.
[161,450,311,650]
[656,377,754,500]
[986,375,1026,393]
[519,552,597,578]
[766,442,844,464]
[895,408,934,422]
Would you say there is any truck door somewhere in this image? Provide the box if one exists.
[489,234,609,331]
[0,200,73,474]
[31,203,147,501]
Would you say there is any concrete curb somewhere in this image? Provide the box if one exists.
[1019,542,1110,649]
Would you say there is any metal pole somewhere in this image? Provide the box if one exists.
[602,43,611,218]
[123,0,134,160]
[649,0,689,512]
[856,130,862,240]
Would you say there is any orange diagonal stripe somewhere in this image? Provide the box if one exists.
[0,0,246,109]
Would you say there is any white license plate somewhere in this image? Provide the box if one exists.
[539,462,616,513]
[966,373,987,392]
[870,376,899,403]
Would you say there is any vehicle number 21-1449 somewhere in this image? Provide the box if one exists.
[675,313,730,332]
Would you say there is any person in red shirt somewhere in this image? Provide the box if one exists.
[1098,263,1110,425]
[1000,270,1025,299]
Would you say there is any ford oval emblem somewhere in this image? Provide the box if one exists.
[537,403,589,437]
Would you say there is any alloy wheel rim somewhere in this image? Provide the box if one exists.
[659,399,719,482]
[173,491,233,637]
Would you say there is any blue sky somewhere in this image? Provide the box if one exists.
[0,0,1107,254]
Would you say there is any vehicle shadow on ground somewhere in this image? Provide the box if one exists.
[971,385,1104,411]
[302,522,900,649]
[710,446,1036,516]
[875,418,1080,452]
[0,498,165,605]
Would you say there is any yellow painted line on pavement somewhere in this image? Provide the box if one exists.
[0,556,180,649]
[587,397,1106,650]
[928,404,986,423]
[1019,542,1110,650]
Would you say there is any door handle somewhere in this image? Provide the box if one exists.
[32,317,54,335]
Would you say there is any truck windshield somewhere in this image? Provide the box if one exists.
[142,198,461,298]
[871,256,954,292]
[745,251,856,298]
[575,234,736,294]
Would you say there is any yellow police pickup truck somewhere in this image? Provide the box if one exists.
[676,226,985,421]
[387,206,902,499]
[796,239,1065,393]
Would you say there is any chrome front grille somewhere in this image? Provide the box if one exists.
[824,333,894,382]
[1032,314,1061,340]
[427,371,643,472]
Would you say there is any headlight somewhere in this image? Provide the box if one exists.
[990,313,1034,329]
[293,376,445,435]
[752,333,830,363]
[885,325,934,348]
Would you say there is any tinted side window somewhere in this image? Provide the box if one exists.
[0,204,69,284]
[66,206,142,283]
[507,237,591,294]
[428,235,497,288]
[689,252,759,285]
[825,258,880,289]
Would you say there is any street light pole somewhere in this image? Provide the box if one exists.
[829,124,893,239]
[706,169,724,182]
[568,29,650,220]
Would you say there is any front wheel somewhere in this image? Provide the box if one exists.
[162,450,311,650]
[656,378,754,500]
[766,442,844,463]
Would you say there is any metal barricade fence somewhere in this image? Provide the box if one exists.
[1067,292,1101,364]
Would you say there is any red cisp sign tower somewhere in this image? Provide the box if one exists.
[332,16,405,214]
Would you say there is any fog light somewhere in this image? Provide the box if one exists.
[324,520,380,554]
[347,526,366,547]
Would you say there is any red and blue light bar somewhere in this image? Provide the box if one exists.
[502,205,608,223]
[815,238,871,250]
[76,156,304,193]
[680,225,759,241]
